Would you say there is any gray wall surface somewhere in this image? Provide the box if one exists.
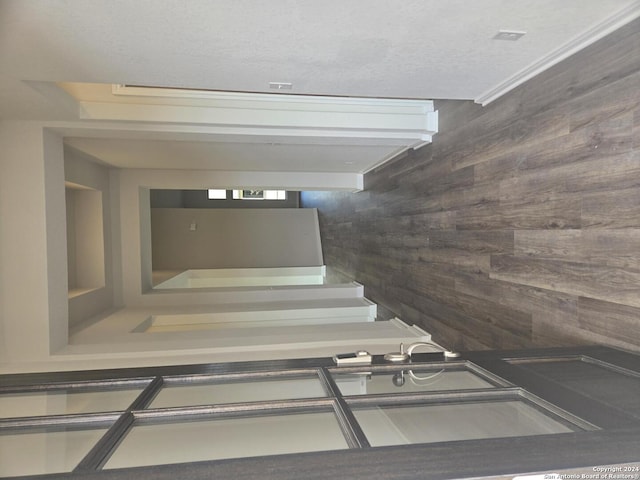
[151,208,323,270]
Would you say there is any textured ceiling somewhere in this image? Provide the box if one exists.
[1,0,638,172]
[2,0,638,114]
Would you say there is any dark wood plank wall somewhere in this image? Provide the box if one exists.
[301,18,640,352]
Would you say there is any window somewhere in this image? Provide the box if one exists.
[0,359,597,478]
[506,356,640,418]
[232,190,286,200]
[207,189,227,200]
[207,189,287,200]
[351,398,577,447]
[103,410,348,469]
[264,190,286,200]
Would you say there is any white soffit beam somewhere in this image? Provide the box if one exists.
[74,84,437,142]
[122,169,364,192]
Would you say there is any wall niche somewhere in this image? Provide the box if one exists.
[66,181,105,297]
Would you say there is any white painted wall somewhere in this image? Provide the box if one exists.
[0,122,67,363]
[43,129,68,355]
[0,122,369,370]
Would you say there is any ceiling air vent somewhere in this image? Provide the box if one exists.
[269,82,293,90]
[493,30,526,41]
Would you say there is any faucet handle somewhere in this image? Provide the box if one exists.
[406,341,460,359]
[384,341,460,363]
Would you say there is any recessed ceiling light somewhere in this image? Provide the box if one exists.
[269,82,293,90]
[493,30,526,41]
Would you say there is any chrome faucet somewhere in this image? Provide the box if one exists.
[383,341,459,362]
[406,341,441,357]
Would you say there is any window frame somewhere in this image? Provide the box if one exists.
[206,189,228,200]
[232,189,287,200]
[1,346,639,479]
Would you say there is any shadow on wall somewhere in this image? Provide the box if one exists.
[150,205,323,271]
